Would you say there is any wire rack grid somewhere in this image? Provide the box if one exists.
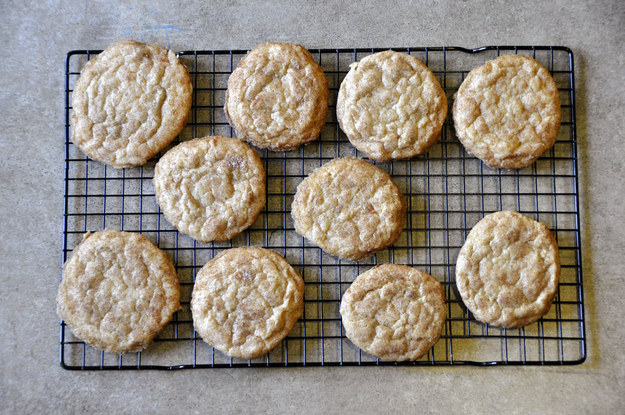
[61,45,585,369]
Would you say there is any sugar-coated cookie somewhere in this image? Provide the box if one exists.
[191,247,304,359]
[456,211,560,328]
[453,55,561,169]
[291,158,406,260]
[153,136,265,243]
[340,264,446,361]
[337,50,447,161]
[72,40,192,168]
[57,230,180,353]
[225,42,329,151]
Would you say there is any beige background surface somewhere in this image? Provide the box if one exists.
[1,1,624,413]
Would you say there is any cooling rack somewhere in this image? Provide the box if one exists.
[61,45,585,369]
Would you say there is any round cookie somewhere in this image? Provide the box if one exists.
[57,230,181,353]
[291,158,406,260]
[336,50,447,161]
[153,136,266,243]
[340,264,446,361]
[71,40,193,168]
[224,42,329,151]
[191,247,304,359]
[455,211,560,328]
[453,54,561,169]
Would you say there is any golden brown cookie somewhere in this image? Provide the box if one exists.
[191,247,304,359]
[224,42,329,151]
[456,211,560,328]
[57,230,181,353]
[453,55,561,169]
[340,264,446,361]
[71,40,193,168]
[336,50,447,161]
[153,136,266,243]
[291,158,406,260]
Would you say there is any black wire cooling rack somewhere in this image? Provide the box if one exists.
[61,45,585,369]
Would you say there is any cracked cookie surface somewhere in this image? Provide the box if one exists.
[191,247,304,359]
[453,55,561,169]
[455,211,560,328]
[71,40,192,168]
[224,42,329,151]
[337,50,447,161]
[291,158,406,260]
[57,230,181,353]
[340,264,446,361]
[153,136,265,243]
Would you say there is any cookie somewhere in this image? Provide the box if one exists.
[71,40,193,168]
[224,42,329,151]
[153,136,265,243]
[340,264,446,361]
[291,158,406,260]
[336,50,447,161]
[453,54,561,169]
[57,230,181,353]
[455,211,560,328]
[191,247,304,359]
